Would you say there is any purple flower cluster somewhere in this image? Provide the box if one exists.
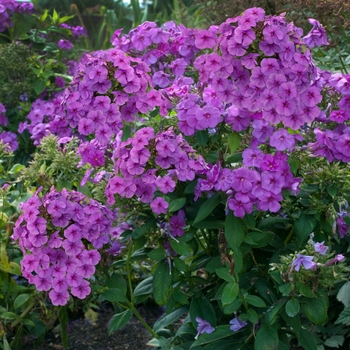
[0,130,18,151]
[18,8,345,223]
[105,126,206,209]
[196,151,300,217]
[20,96,67,145]
[58,39,73,51]
[112,9,322,134]
[0,0,34,33]
[303,19,329,48]
[307,72,350,162]
[60,23,87,39]
[0,102,7,126]
[12,187,118,306]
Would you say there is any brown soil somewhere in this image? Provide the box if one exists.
[22,303,163,350]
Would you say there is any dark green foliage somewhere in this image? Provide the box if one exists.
[0,43,36,108]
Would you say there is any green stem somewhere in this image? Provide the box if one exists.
[283,227,294,246]
[126,300,160,339]
[54,73,73,82]
[126,241,134,303]
[328,31,348,74]
[10,302,35,329]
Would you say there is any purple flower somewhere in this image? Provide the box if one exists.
[229,315,247,332]
[303,18,329,48]
[150,197,168,215]
[194,317,215,339]
[269,129,296,151]
[195,29,216,49]
[58,39,73,50]
[325,254,345,267]
[336,217,349,238]
[292,254,316,271]
[314,242,328,255]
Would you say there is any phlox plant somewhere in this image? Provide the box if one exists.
[0,0,87,163]
[8,5,350,350]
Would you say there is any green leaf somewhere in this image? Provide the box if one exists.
[244,231,272,248]
[258,216,292,229]
[265,299,287,325]
[148,248,165,261]
[153,261,172,305]
[215,267,235,283]
[58,307,68,349]
[134,277,153,297]
[170,241,192,256]
[191,325,232,347]
[245,295,266,308]
[190,296,216,328]
[336,304,350,325]
[303,296,328,326]
[282,313,317,350]
[33,79,46,95]
[337,281,350,306]
[8,164,25,175]
[3,335,11,350]
[12,13,35,38]
[254,320,279,350]
[324,335,345,348]
[169,198,186,212]
[294,214,317,245]
[327,186,337,198]
[193,194,222,225]
[108,310,133,335]
[52,9,59,23]
[223,298,242,314]
[106,274,127,294]
[225,152,243,164]
[173,289,188,305]
[14,294,31,310]
[228,132,241,154]
[221,282,239,306]
[132,217,157,239]
[103,288,127,303]
[285,299,300,317]
[173,257,187,272]
[58,15,75,24]
[153,306,188,333]
[1,312,20,320]
[247,309,259,324]
[193,220,225,229]
[195,130,209,146]
[296,282,314,298]
[225,212,245,249]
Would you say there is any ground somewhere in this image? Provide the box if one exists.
[22,303,163,350]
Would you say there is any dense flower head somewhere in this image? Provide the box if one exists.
[0,131,18,151]
[105,126,207,209]
[58,39,73,50]
[0,0,34,32]
[12,187,118,306]
[18,7,350,226]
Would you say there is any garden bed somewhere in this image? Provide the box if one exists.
[22,303,163,350]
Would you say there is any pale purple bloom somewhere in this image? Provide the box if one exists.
[292,254,316,271]
[325,254,345,266]
[194,317,215,339]
[195,30,216,49]
[229,315,247,332]
[314,242,328,255]
[303,18,329,48]
[269,129,296,151]
[150,197,168,215]
[58,39,73,50]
